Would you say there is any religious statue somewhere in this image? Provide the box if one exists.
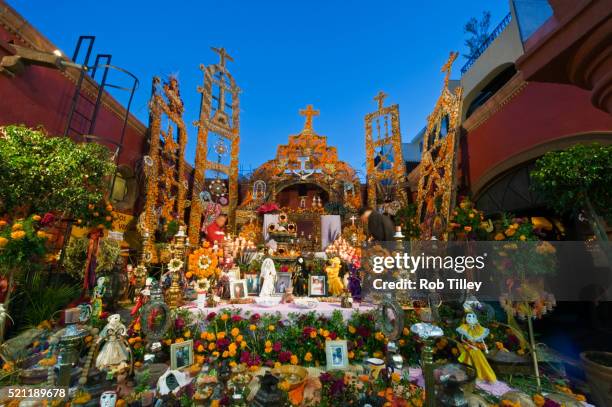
[292,257,308,297]
[325,257,344,296]
[456,304,497,383]
[91,276,107,320]
[259,258,277,297]
[96,314,130,371]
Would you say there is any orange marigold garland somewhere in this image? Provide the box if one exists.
[188,244,220,280]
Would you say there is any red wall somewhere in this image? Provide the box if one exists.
[0,26,146,168]
[466,81,612,189]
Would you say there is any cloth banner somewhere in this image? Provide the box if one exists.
[263,214,279,241]
[320,215,341,250]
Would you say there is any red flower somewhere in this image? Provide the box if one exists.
[231,315,242,322]
[41,212,55,226]
[329,332,338,340]
[279,351,291,363]
[206,312,217,321]
[240,351,250,364]
[273,341,282,352]
[257,202,280,214]
[250,313,261,322]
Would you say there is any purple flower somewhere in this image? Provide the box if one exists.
[279,351,291,363]
[319,372,332,383]
[273,341,282,352]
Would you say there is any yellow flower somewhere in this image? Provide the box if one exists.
[265,347,272,354]
[229,361,237,368]
[402,327,409,336]
[236,334,244,342]
[505,228,516,237]
[207,332,216,341]
[200,332,207,339]
[279,380,291,391]
[304,352,313,362]
[184,330,191,338]
[0,237,8,247]
[533,394,545,407]
[221,313,229,321]
[494,233,506,241]
[212,351,219,357]
[249,324,257,331]
[348,325,356,334]
[217,332,226,340]
[391,372,401,382]
[348,351,354,359]
[310,330,317,339]
[268,325,275,332]
[274,362,282,369]
[197,344,204,352]
[231,327,240,337]
[222,351,229,358]
[240,341,247,349]
[11,223,23,231]
[290,355,298,365]
[375,332,385,341]
[519,235,526,241]
[228,343,237,353]
[10,230,26,240]
[164,339,172,346]
[196,355,205,365]
[373,352,382,358]
[208,343,216,350]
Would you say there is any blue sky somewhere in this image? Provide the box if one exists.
[11,0,508,176]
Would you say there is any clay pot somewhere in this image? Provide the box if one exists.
[580,351,612,407]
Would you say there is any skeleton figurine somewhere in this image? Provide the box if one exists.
[96,314,130,371]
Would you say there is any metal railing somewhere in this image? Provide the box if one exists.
[460,12,512,75]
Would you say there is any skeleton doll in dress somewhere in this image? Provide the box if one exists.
[259,258,277,297]
[96,314,130,371]
[456,302,497,383]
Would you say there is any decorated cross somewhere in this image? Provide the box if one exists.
[286,156,321,180]
[211,47,234,70]
[374,90,387,111]
[441,51,458,87]
[299,104,320,133]
[350,215,357,226]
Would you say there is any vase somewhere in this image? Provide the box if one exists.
[580,351,612,407]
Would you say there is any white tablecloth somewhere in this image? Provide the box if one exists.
[182,300,375,319]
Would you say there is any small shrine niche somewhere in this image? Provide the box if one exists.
[365,91,406,210]
[188,47,241,244]
[416,52,463,240]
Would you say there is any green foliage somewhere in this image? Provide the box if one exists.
[0,125,115,219]
[530,143,612,223]
[14,270,80,328]
[62,236,89,279]
[323,201,348,217]
[395,203,420,239]
[95,238,122,274]
[0,216,47,272]
[463,11,491,59]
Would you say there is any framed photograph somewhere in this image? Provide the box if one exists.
[326,340,349,370]
[228,266,241,281]
[245,273,260,295]
[308,275,327,297]
[170,339,193,370]
[275,272,292,294]
[230,279,248,299]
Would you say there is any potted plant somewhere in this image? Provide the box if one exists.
[580,351,612,407]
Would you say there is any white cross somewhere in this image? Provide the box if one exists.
[286,156,321,180]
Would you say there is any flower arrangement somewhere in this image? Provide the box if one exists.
[188,243,220,280]
[257,202,280,215]
[448,197,488,240]
[167,258,184,273]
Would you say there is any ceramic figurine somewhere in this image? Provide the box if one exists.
[456,303,497,383]
[325,257,344,296]
[91,276,106,319]
[259,258,277,297]
[100,390,117,407]
[130,277,154,317]
[347,263,362,301]
[96,314,130,371]
[292,257,308,297]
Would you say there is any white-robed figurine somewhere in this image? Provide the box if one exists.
[259,258,277,297]
[96,314,130,371]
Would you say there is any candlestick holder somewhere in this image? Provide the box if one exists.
[411,322,444,407]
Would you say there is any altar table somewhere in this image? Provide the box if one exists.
[182,300,375,319]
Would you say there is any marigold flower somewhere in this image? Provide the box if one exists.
[290,355,298,365]
[217,332,226,339]
[231,327,240,337]
[0,237,8,247]
[304,352,313,362]
[249,324,257,331]
[184,330,191,338]
[268,325,275,332]
[494,233,506,241]
[221,314,229,321]
[348,325,356,334]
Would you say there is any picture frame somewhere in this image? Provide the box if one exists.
[325,340,349,370]
[230,279,248,300]
[308,275,327,297]
[275,272,292,294]
[245,273,260,295]
[228,266,241,281]
[170,339,193,370]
